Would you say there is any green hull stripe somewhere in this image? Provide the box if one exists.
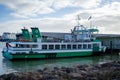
[3,52,13,60]
[56,52,92,57]
[3,51,92,60]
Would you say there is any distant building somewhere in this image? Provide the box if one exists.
[1,32,16,41]
[95,34,120,50]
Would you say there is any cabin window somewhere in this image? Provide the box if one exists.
[61,45,66,49]
[16,44,18,48]
[78,44,82,49]
[24,45,28,48]
[73,44,77,49]
[88,44,91,49]
[67,44,71,49]
[55,45,60,49]
[83,44,87,49]
[26,45,30,48]
[16,44,21,48]
[42,45,47,50]
[29,45,33,48]
[19,44,24,48]
[49,45,54,49]
[32,45,38,48]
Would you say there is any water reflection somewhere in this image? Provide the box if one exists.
[2,54,119,75]
[2,56,94,73]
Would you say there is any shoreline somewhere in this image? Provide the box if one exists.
[0,60,120,80]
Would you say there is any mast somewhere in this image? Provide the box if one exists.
[88,16,92,39]
[77,15,80,26]
[88,16,92,29]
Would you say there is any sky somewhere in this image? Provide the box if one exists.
[0,0,120,35]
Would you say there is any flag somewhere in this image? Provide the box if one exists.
[88,16,92,20]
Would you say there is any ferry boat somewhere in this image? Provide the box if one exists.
[2,19,106,60]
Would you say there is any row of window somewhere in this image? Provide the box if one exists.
[15,44,38,48]
[42,44,92,50]
[14,43,99,49]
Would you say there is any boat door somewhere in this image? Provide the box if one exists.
[93,43,100,52]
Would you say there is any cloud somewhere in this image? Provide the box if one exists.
[0,18,75,35]
[0,13,119,35]
[0,0,55,18]
[63,1,120,18]
[0,0,101,18]
[0,0,119,34]
[52,0,101,9]
[61,1,120,34]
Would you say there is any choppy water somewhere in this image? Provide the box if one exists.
[0,42,120,75]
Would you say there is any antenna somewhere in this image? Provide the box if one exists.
[88,16,92,29]
[77,15,81,26]
[23,27,26,29]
